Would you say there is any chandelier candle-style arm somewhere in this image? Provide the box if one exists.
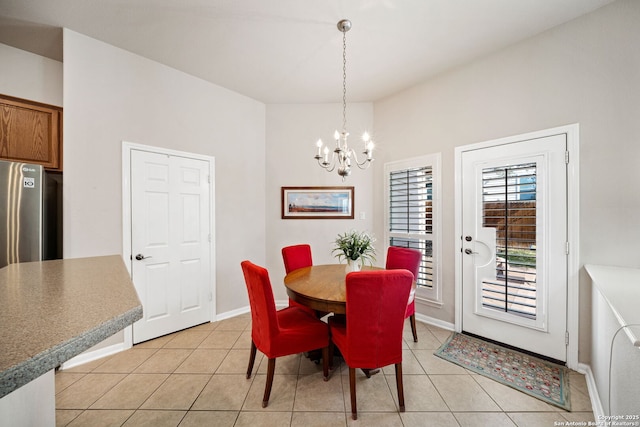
[311,19,374,181]
[314,130,374,180]
[362,132,374,161]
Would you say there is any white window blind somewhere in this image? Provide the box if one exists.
[481,163,538,319]
[385,154,441,304]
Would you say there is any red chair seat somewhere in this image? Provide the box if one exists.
[259,306,328,358]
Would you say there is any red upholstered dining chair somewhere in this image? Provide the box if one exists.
[386,246,422,342]
[281,244,315,314]
[329,269,413,420]
[282,244,312,274]
[240,260,329,408]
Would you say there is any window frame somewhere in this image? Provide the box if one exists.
[384,153,442,306]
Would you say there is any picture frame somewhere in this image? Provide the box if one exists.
[281,186,354,219]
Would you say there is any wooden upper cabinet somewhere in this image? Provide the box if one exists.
[0,94,63,171]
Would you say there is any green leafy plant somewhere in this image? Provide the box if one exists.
[332,230,376,265]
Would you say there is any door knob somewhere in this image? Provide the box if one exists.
[464,248,478,255]
[135,254,151,260]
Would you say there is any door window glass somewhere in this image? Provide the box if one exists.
[481,163,537,319]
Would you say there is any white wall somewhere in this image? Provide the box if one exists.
[372,0,640,363]
[0,43,62,107]
[63,29,266,321]
[265,103,375,301]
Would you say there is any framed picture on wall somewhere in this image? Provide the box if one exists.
[281,186,354,219]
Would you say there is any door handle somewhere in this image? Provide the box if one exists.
[135,254,152,261]
[464,248,478,255]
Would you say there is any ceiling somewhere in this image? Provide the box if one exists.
[0,0,615,104]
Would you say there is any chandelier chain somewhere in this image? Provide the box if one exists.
[342,28,347,132]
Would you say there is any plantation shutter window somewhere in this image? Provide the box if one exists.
[385,155,441,305]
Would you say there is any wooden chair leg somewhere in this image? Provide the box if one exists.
[246,340,257,379]
[410,314,418,342]
[328,339,334,370]
[262,358,276,408]
[395,363,405,412]
[349,367,357,420]
[322,346,329,381]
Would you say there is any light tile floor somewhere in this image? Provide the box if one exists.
[55,315,595,426]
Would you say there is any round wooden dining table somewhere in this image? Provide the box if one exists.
[284,264,416,315]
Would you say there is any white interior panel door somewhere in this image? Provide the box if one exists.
[131,150,212,343]
[461,134,568,362]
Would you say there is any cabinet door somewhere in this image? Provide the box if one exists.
[0,95,62,170]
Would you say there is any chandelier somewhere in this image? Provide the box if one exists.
[314,19,374,181]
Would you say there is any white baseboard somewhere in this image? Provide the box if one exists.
[578,363,604,419]
[415,313,455,331]
[59,341,130,370]
[217,306,454,330]
[215,305,251,321]
[274,300,288,310]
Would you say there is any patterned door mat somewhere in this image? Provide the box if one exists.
[434,333,571,411]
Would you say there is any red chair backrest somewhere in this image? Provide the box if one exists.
[241,260,280,354]
[385,246,421,280]
[282,244,313,274]
[344,270,413,368]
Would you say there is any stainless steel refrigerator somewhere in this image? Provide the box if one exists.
[0,159,62,269]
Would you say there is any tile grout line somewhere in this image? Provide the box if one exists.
[54,316,594,426]
[406,331,456,417]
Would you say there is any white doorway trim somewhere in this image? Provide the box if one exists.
[454,124,580,370]
[121,141,216,348]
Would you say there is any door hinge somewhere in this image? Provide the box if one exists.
[208,292,213,302]
[565,331,570,346]
[208,234,212,242]
[207,175,211,184]
[565,151,570,164]
[566,241,570,255]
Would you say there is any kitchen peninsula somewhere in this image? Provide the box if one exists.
[0,255,143,426]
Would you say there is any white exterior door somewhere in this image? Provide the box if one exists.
[130,149,213,343]
[461,134,568,362]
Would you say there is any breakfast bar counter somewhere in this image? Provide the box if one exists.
[0,255,143,424]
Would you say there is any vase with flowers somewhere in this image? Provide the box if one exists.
[332,230,376,273]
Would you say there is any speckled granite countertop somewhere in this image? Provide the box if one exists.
[0,255,143,398]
